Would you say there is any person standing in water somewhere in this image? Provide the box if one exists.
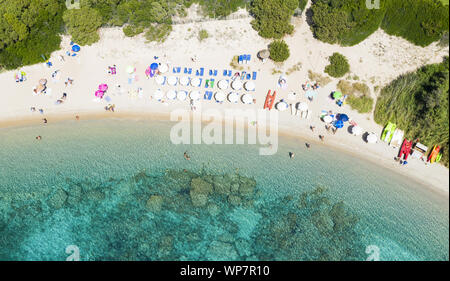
[184,151,191,160]
[289,152,295,159]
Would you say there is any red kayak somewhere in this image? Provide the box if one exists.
[398,139,412,160]
[264,90,276,110]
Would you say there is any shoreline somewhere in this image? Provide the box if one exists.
[2,111,448,198]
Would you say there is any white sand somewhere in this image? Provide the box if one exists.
[1,7,448,195]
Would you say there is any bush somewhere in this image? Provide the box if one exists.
[381,0,449,47]
[269,40,290,62]
[250,0,298,39]
[310,0,449,47]
[63,7,103,45]
[299,0,308,11]
[324,53,350,78]
[198,29,209,41]
[145,24,173,43]
[197,0,247,18]
[374,57,449,166]
[346,95,374,113]
[308,70,332,86]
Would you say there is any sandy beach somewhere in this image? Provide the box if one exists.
[1,7,448,195]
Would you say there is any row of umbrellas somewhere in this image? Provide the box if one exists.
[127,63,170,75]
[275,101,309,112]
[153,90,254,104]
[156,76,255,91]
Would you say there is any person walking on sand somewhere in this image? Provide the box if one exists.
[184,151,191,160]
[289,152,295,159]
[43,118,47,124]
[310,125,315,132]
[319,135,324,141]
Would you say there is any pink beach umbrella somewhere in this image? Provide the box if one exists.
[99,84,108,92]
[95,90,104,99]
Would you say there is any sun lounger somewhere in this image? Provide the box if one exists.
[173,67,177,73]
[188,68,192,74]
[177,67,181,73]
[223,70,228,76]
[209,69,213,76]
[247,55,251,63]
[200,68,204,76]
[252,72,257,80]
[238,55,243,64]
[214,70,218,76]
[210,79,215,88]
[228,70,232,77]
[204,91,213,100]
[241,71,246,80]
[246,73,251,80]
[184,67,188,74]
[205,79,209,88]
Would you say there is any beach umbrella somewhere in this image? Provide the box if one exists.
[215,92,226,102]
[153,89,164,100]
[257,50,270,59]
[367,133,377,144]
[337,114,349,122]
[191,77,201,87]
[228,92,239,103]
[276,101,289,111]
[177,91,187,101]
[166,90,177,100]
[99,84,108,92]
[334,120,344,129]
[126,66,135,74]
[218,80,229,90]
[190,91,201,101]
[155,75,165,85]
[244,81,255,91]
[95,90,104,98]
[231,80,242,90]
[352,126,363,136]
[241,94,253,104]
[323,115,333,123]
[333,91,342,99]
[150,63,158,70]
[159,63,169,74]
[39,78,47,85]
[180,76,190,86]
[296,102,308,111]
[167,76,178,86]
[72,45,81,52]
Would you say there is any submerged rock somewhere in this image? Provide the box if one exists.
[206,241,238,261]
[85,189,105,201]
[146,195,164,212]
[190,178,213,207]
[239,177,256,197]
[228,195,242,206]
[207,203,220,216]
[213,175,231,195]
[47,188,68,209]
[235,238,252,257]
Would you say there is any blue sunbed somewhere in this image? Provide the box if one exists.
[241,71,246,80]
[238,55,243,64]
[247,54,251,62]
[184,67,188,74]
[188,68,192,74]
[214,70,218,76]
[223,70,227,76]
[209,69,213,76]
[200,68,204,76]
[228,70,232,77]
[177,67,181,73]
[246,74,251,80]
[204,91,213,100]
[205,79,209,88]
[173,67,177,73]
[252,72,257,80]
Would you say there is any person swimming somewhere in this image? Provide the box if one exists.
[36,136,42,140]
[184,151,191,160]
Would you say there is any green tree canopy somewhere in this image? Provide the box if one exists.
[324,52,350,78]
[269,40,290,62]
[63,7,103,45]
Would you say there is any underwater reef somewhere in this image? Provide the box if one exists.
[0,169,366,261]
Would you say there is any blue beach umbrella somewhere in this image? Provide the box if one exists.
[334,120,344,129]
[150,63,159,70]
[72,45,81,52]
[337,114,349,122]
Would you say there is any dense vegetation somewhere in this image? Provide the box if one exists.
[63,7,103,45]
[337,80,373,113]
[269,40,290,62]
[324,53,350,78]
[0,0,65,69]
[310,0,449,46]
[250,0,298,39]
[374,57,449,166]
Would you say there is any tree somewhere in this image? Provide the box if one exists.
[250,0,298,39]
[324,53,350,78]
[0,0,65,69]
[269,40,290,62]
[63,7,103,45]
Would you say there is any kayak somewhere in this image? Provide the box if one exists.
[264,90,276,110]
[398,139,412,160]
[428,145,441,163]
[382,122,396,143]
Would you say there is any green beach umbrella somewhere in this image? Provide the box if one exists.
[333,91,342,99]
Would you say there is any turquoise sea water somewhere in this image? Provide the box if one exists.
[0,119,448,261]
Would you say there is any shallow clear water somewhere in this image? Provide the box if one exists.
[0,119,448,261]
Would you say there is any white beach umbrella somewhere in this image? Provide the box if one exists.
[228,92,239,103]
[191,77,201,87]
[244,81,255,91]
[159,63,168,74]
[155,75,165,85]
[323,115,333,123]
[167,76,178,86]
[352,126,363,136]
[296,102,308,111]
[153,89,164,100]
[367,133,377,144]
[276,101,289,111]
[231,80,242,90]
[166,90,177,100]
[218,79,229,90]
[241,94,253,104]
[180,76,190,86]
[189,90,201,101]
[177,90,188,101]
[215,92,226,102]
